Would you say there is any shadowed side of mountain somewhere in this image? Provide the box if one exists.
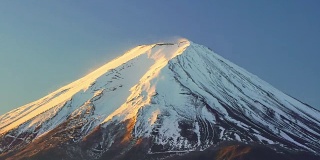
[165,142,320,160]
[3,117,319,160]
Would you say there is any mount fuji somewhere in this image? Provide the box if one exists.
[0,39,319,160]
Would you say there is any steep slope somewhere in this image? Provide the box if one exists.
[0,39,191,155]
[0,39,319,160]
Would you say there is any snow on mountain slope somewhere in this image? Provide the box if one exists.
[100,41,320,154]
[0,40,188,134]
[0,39,190,153]
[0,39,319,159]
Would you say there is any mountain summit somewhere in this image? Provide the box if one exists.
[1,39,319,160]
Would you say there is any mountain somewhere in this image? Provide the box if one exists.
[0,39,319,160]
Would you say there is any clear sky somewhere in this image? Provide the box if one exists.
[0,0,319,115]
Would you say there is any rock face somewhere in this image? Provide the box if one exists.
[0,39,319,160]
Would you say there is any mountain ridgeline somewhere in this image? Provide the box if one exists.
[0,39,319,160]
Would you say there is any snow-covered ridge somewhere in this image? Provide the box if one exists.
[0,39,319,157]
[0,39,190,135]
[116,41,320,153]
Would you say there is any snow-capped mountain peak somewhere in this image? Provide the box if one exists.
[1,39,319,160]
[0,39,190,135]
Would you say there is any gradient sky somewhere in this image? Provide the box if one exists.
[0,0,319,115]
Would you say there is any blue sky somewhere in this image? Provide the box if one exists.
[0,0,319,115]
